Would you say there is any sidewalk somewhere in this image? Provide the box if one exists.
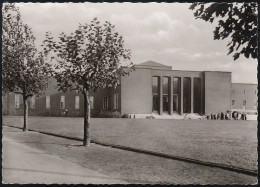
[2,126,127,184]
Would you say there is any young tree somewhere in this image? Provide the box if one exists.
[190,3,257,60]
[2,4,51,131]
[42,18,133,146]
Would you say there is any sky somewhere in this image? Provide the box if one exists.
[15,2,257,84]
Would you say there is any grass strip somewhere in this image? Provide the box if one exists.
[3,124,257,177]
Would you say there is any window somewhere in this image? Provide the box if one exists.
[75,96,80,109]
[232,100,235,106]
[103,97,108,109]
[152,76,160,94]
[232,88,234,94]
[244,89,246,94]
[30,96,35,108]
[243,100,246,106]
[152,76,160,113]
[14,94,19,108]
[114,93,118,110]
[183,77,191,113]
[163,77,170,113]
[193,78,201,113]
[60,96,65,109]
[173,77,180,112]
[172,77,179,94]
[90,96,94,109]
[46,95,50,109]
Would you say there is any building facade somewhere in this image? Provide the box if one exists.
[2,61,258,117]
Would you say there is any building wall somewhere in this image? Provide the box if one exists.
[3,93,24,116]
[91,86,121,116]
[3,62,255,117]
[231,83,258,111]
[121,68,152,114]
[2,93,9,115]
[204,71,232,114]
[33,91,85,117]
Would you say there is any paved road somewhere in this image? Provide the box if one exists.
[2,127,127,184]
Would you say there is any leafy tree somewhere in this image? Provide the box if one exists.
[2,4,51,131]
[42,18,133,146]
[190,3,257,60]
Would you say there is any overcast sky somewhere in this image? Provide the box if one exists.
[16,2,257,84]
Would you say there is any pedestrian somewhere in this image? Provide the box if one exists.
[221,112,224,120]
[226,111,230,120]
[238,112,241,120]
[217,113,220,120]
[65,109,68,117]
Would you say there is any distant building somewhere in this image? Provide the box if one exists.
[2,61,258,117]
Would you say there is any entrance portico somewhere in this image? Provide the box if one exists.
[153,75,202,116]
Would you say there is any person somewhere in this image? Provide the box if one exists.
[226,111,230,120]
[65,109,68,117]
[233,111,237,120]
[238,112,241,120]
[241,113,244,120]
[217,113,220,120]
[220,112,223,120]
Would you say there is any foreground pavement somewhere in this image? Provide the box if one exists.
[2,125,257,184]
[2,126,127,184]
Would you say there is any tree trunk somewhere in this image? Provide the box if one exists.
[83,91,91,146]
[23,96,28,132]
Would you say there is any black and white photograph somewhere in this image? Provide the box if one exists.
[2,1,258,184]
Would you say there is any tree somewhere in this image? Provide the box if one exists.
[190,3,257,60]
[2,4,51,131]
[42,18,133,146]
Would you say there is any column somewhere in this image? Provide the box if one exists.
[180,77,183,115]
[191,77,194,113]
[170,77,173,115]
[159,76,163,115]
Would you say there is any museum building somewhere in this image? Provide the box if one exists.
[2,61,258,117]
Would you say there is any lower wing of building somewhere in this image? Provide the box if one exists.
[2,61,258,117]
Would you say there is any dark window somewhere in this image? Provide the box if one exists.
[243,100,246,106]
[172,77,179,94]
[232,100,235,106]
[163,77,170,113]
[173,95,178,112]
[183,77,191,113]
[193,78,201,113]
[152,77,160,113]
[163,77,169,95]
[173,77,180,112]
[152,77,159,95]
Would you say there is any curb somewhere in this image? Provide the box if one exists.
[3,124,258,177]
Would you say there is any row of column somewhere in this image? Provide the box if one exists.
[158,76,195,115]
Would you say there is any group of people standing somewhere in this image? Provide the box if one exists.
[206,111,247,120]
